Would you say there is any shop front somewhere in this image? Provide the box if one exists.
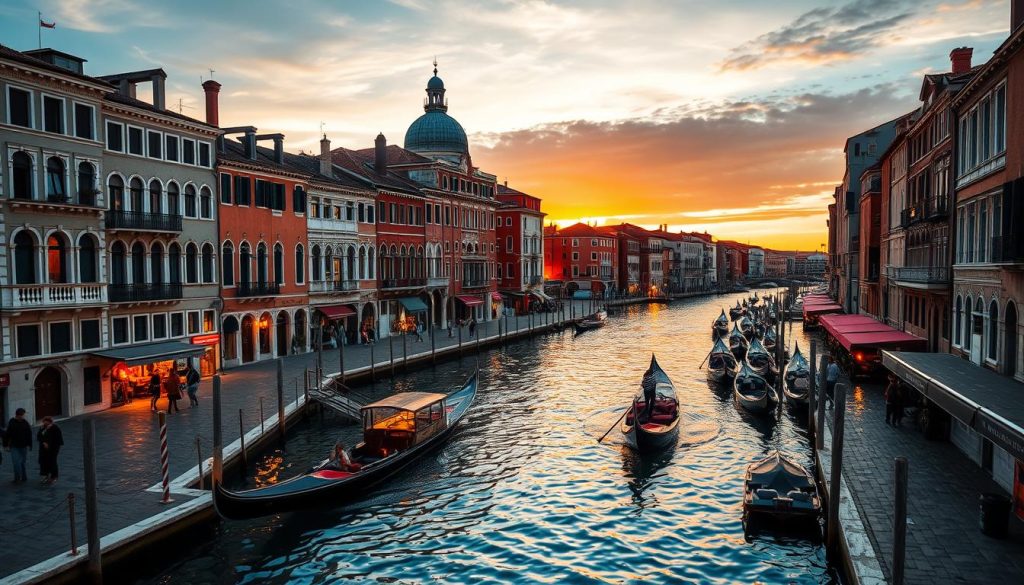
[190,334,221,377]
[395,297,429,334]
[314,304,358,347]
[92,341,207,406]
[455,295,483,322]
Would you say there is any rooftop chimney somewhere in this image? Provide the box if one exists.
[244,130,257,161]
[1014,0,1024,31]
[150,72,165,110]
[273,136,284,164]
[374,133,387,174]
[320,134,332,175]
[202,79,221,126]
[950,47,973,75]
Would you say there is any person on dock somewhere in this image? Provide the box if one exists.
[825,356,839,408]
[164,372,182,414]
[468,318,476,338]
[185,363,201,407]
[149,371,162,412]
[36,416,63,484]
[884,374,898,425]
[2,408,31,483]
[447,320,453,338]
[415,320,424,342]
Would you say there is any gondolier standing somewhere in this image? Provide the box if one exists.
[642,366,657,419]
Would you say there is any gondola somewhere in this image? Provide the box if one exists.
[746,337,775,379]
[621,354,680,451]
[783,342,811,406]
[763,327,777,352]
[706,337,738,384]
[739,316,755,340]
[713,309,730,338]
[743,451,820,524]
[214,372,479,519]
[575,309,608,334]
[728,323,748,361]
[734,361,773,413]
[729,301,744,321]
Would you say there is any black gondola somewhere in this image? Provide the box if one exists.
[707,337,738,384]
[734,361,773,413]
[739,316,755,340]
[621,355,680,451]
[214,372,478,519]
[713,309,730,338]
[729,301,743,321]
[728,323,748,361]
[783,342,811,406]
[763,327,777,352]
[746,337,775,379]
[575,309,608,334]
[743,451,820,524]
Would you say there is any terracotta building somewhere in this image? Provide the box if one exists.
[544,222,617,297]
[496,183,545,311]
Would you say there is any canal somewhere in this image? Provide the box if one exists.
[137,292,839,584]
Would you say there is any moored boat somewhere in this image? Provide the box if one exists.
[621,355,680,451]
[739,316,755,340]
[734,361,772,413]
[763,327,777,352]
[713,309,730,338]
[728,323,748,361]
[746,337,775,379]
[783,343,811,406]
[729,301,744,321]
[214,372,478,519]
[575,309,608,333]
[707,337,738,384]
[743,451,821,523]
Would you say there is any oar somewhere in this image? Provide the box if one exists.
[597,405,631,443]
[698,346,715,369]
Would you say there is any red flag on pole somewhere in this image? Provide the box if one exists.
[40,19,56,29]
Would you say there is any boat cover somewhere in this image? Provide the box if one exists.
[747,452,814,492]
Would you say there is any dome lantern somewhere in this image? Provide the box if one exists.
[404,59,469,159]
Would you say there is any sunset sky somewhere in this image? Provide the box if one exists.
[0,0,1010,250]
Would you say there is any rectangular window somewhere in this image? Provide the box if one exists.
[367,204,375,223]
[444,206,451,225]
[390,203,397,223]
[220,173,232,204]
[379,201,386,223]
[73,103,94,139]
[995,85,1006,155]
[591,252,598,261]
[182,138,196,165]
[293,186,306,214]
[80,319,100,349]
[152,314,167,339]
[170,313,185,337]
[358,203,366,222]
[112,317,129,345]
[49,322,72,353]
[127,126,144,155]
[198,142,211,167]
[106,121,124,151]
[234,176,251,206]
[147,130,162,159]
[133,315,149,342]
[165,134,179,162]
[43,95,64,134]
[274,183,285,211]
[187,311,201,335]
[981,98,991,162]
[16,324,41,358]
[203,310,216,333]
[426,203,433,224]
[7,87,32,127]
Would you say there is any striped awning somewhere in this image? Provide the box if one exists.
[456,295,483,307]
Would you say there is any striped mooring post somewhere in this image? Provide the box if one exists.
[158,411,172,504]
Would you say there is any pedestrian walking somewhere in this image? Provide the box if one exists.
[825,355,840,408]
[468,318,476,338]
[447,320,453,338]
[884,374,898,425]
[185,363,201,407]
[415,320,424,342]
[36,416,63,484]
[3,408,32,483]
[149,371,162,411]
[164,371,182,414]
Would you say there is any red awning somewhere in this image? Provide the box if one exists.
[819,314,891,339]
[837,330,926,352]
[803,303,842,317]
[456,295,483,307]
[316,304,356,320]
[491,292,503,302]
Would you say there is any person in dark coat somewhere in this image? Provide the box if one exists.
[641,367,658,419]
[3,408,32,483]
[185,363,201,407]
[164,372,182,414]
[149,372,162,412]
[36,416,63,484]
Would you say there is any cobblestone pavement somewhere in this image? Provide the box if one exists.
[833,374,1024,585]
[0,302,597,578]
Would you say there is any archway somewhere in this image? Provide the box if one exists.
[361,303,377,343]
[241,315,256,363]
[34,367,64,419]
[433,290,445,328]
[294,309,307,353]
[258,312,273,357]
[222,315,239,361]
[1006,301,1018,378]
[276,311,290,357]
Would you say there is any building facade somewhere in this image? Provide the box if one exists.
[496,183,545,308]
[543,223,617,297]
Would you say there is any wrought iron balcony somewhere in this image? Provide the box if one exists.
[992,235,1024,264]
[900,204,923,228]
[886,266,950,284]
[237,281,281,297]
[2,283,106,309]
[108,283,183,302]
[381,278,426,290]
[923,195,950,221]
[310,279,359,293]
[105,210,183,233]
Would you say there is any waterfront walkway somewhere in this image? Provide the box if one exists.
[0,304,595,581]
[830,370,1024,584]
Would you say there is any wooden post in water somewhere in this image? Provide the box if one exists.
[430,323,436,364]
[212,375,223,489]
[458,323,463,356]
[388,333,395,377]
[808,340,818,441]
[892,456,909,585]
[276,358,286,444]
[82,419,101,584]
[402,331,408,371]
[339,337,346,385]
[816,355,827,451]
[370,343,376,382]
[827,382,847,552]
[238,409,247,472]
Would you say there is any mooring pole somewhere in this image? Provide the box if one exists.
[158,411,172,504]
[892,456,909,585]
[827,382,847,552]
[339,336,346,384]
[816,355,827,451]
[808,340,818,442]
[370,343,376,382]
[195,436,203,491]
[83,420,101,583]
[458,323,463,355]
[277,358,286,444]
[388,333,395,377]
[430,323,437,364]
[212,375,223,489]
[402,331,408,371]
[238,408,248,471]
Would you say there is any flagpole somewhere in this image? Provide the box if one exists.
[38,12,42,49]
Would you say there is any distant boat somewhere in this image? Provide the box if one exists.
[739,316,755,341]
[713,309,730,338]
[783,343,811,406]
[575,309,608,334]
[734,361,772,413]
[729,301,744,321]
[621,355,680,451]
[707,337,738,384]
[744,451,821,523]
[728,323,748,361]
[746,337,775,379]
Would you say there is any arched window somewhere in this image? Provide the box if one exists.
[12,152,33,199]
[129,177,144,212]
[368,247,375,279]
[964,296,973,350]
[77,162,96,206]
[273,243,283,285]
[324,247,334,281]
[222,242,234,286]
[46,234,68,283]
[295,244,305,284]
[167,182,180,215]
[378,245,388,280]
[78,234,98,283]
[110,241,127,285]
[131,242,146,284]
[347,246,356,281]
[202,243,215,283]
[989,299,999,361]
[954,295,962,346]
[358,246,367,280]
[13,231,37,284]
[184,184,197,218]
[150,242,164,285]
[239,242,252,284]
[108,175,124,211]
[257,243,268,285]
[168,243,182,284]
[399,245,407,278]
[310,245,321,281]
[149,179,162,213]
[46,157,66,201]
[185,243,198,284]
[200,186,213,219]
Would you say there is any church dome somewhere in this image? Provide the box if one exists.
[404,110,468,156]
[427,75,444,90]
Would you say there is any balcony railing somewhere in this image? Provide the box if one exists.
[886,266,950,284]
[381,278,426,290]
[461,278,489,288]
[900,204,923,228]
[236,281,281,297]
[427,276,448,288]
[923,195,950,220]
[109,283,183,302]
[2,283,106,309]
[105,210,183,232]
[310,279,359,293]
[992,235,1024,264]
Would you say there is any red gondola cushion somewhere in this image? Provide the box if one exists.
[311,469,353,480]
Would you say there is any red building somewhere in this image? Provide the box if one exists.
[607,224,666,294]
[858,164,882,317]
[544,223,618,297]
[496,183,545,312]
[216,128,310,367]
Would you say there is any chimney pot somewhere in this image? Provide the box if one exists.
[374,133,387,174]
[949,47,973,75]
[244,131,256,161]
[320,135,332,176]
[151,73,166,110]
[273,136,284,165]
[202,80,221,126]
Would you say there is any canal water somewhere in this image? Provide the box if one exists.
[139,292,839,584]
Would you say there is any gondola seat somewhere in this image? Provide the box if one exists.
[648,413,675,424]
[755,488,779,500]
[788,491,811,503]
[311,469,354,480]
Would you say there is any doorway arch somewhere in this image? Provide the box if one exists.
[241,315,256,363]
[34,367,64,420]
[276,311,290,357]
[1006,301,1018,378]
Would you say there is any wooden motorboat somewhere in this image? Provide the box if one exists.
[743,451,820,523]
[734,361,772,413]
[739,316,755,341]
[575,309,608,333]
[713,309,730,338]
[746,337,775,379]
[706,338,738,383]
[728,323,748,361]
[783,342,811,406]
[621,355,680,452]
[214,372,478,519]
